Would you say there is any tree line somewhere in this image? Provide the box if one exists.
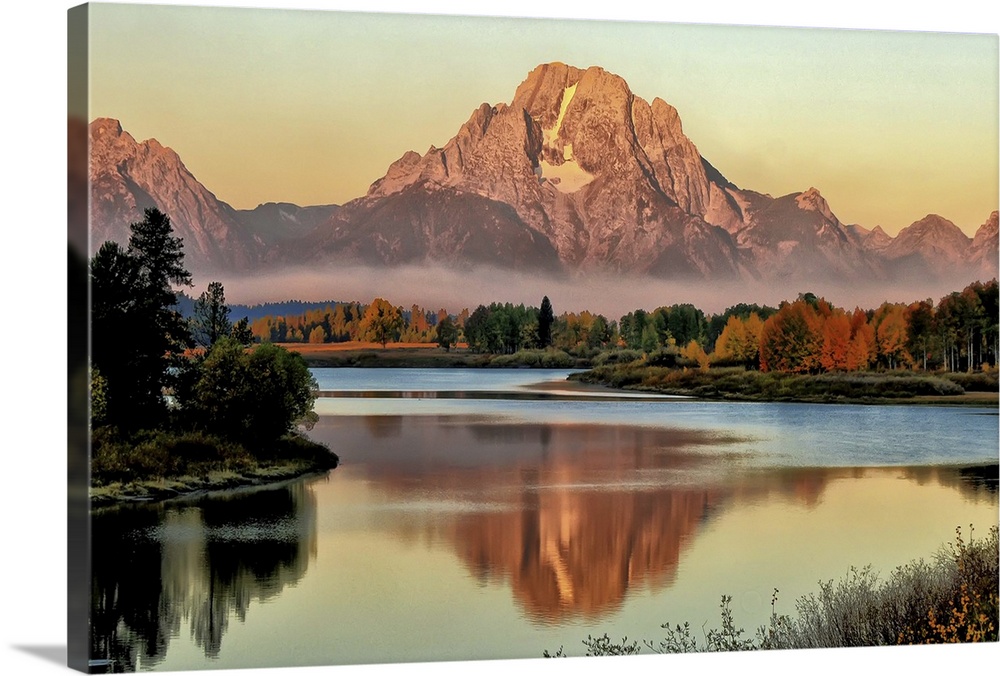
[89,209,319,459]
[248,300,467,347]
[242,279,998,374]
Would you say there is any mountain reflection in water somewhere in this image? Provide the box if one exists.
[316,415,997,624]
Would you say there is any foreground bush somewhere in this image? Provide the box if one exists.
[546,526,998,656]
[91,427,336,485]
[92,428,252,484]
[943,371,999,393]
[179,338,317,449]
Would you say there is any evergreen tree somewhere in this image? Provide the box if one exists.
[91,209,192,428]
[538,296,554,348]
[191,281,232,348]
[231,317,254,346]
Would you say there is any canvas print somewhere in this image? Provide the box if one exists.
[68,3,999,673]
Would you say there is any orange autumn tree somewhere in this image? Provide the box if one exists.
[360,297,404,348]
[874,303,911,369]
[759,300,824,373]
[820,311,852,371]
[845,308,877,371]
[714,313,764,367]
[682,339,711,371]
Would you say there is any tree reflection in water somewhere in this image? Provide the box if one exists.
[90,482,317,671]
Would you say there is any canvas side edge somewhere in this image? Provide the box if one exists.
[67,3,91,674]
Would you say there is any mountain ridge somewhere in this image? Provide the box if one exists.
[84,62,998,287]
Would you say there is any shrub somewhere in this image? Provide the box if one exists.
[181,338,317,450]
[490,349,574,368]
[546,526,999,656]
[645,347,679,367]
[943,371,999,392]
[91,428,255,484]
[592,349,643,367]
[260,434,339,469]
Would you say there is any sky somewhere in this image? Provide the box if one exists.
[83,1,999,236]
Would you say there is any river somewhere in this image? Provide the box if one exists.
[90,368,999,671]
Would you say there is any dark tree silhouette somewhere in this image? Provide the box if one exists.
[231,317,253,346]
[436,315,459,352]
[91,209,192,428]
[191,281,232,348]
[538,296,554,348]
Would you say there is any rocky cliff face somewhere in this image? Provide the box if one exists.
[340,63,747,278]
[970,211,1000,280]
[730,187,885,281]
[88,118,259,274]
[86,63,997,285]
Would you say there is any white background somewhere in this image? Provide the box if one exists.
[1,1,998,675]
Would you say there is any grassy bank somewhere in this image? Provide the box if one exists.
[286,342,591,368]
[289,342,1000,406]
[547,525,999,657]
[571,363,999,405]
[90,428,338,507]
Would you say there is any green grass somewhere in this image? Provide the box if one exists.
[489,348,580,368]
[91,427,338,488]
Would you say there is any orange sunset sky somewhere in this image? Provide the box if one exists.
[82,1,998,237]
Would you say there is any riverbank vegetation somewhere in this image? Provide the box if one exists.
[265,280,999,403]
[545,525,999,657]
[243,280,998,388]
[89,209,336,500]
[571,363,997,404]
[240,282,998,376]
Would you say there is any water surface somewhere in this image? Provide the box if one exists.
[92,368,998,670]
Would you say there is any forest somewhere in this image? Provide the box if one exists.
[244,281,999,375]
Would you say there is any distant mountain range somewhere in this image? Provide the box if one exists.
[84,62,998,286]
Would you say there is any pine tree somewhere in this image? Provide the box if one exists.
[90,208,192,428]
[538,296,554,348]
[191,281,232,348]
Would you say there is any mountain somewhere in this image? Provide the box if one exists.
[845,223,893,253]
[303,62,994,283]
[328,63,747,279]
[731,187,884,281]
[88,118,258,273]
[311,185,563,271]
[85,63,997,286]
[86,118,339,276]
[879,214,978,281]
[970,211,1000,280]
[237,202,340,245]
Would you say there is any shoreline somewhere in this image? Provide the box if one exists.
[619,386,1000,407]
[533,372,998,406]
[569,367,1000,407]
[90,458,336,509]
[289,344,999,406]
